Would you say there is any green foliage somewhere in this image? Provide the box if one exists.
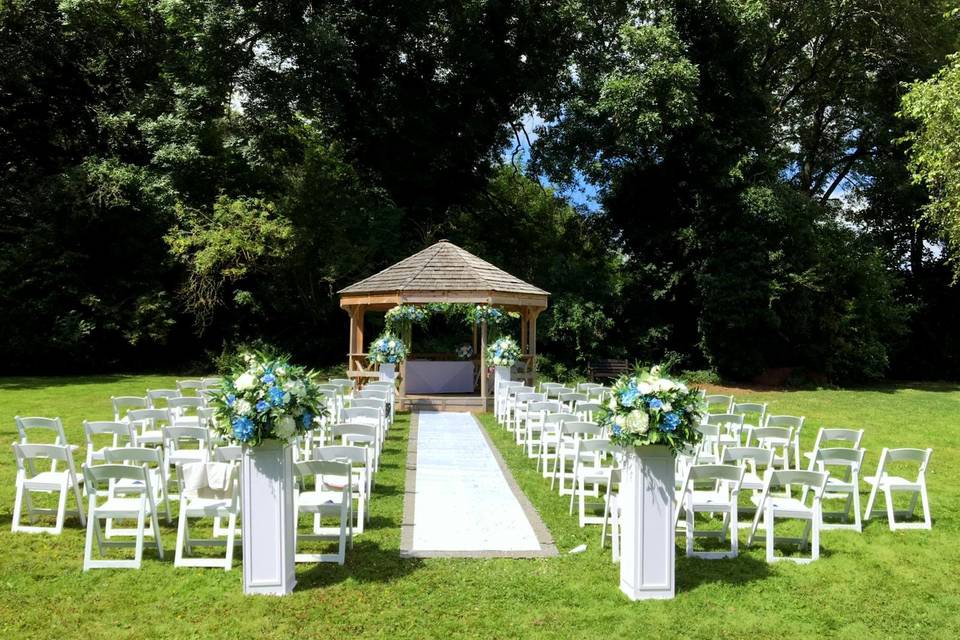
[902,53,960,274]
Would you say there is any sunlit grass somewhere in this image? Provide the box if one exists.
[1,376,958,638]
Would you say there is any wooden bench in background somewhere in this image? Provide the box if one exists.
[587,359,630,381]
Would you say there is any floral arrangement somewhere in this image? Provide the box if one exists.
[210,352,328,446]
[486,336,522,367]
[368,332,407,364]
[598,366,704,455]
[455,344,474,360]
[385,305,430,332]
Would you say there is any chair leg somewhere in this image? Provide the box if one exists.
[175,510,187,566]
[133,506,146,569]
[611,504,620,563]
[920,485,932,529]
[884,487,897,531]
[863,481,880,521]
[765,507,774,563]
[71,479,86,526]
[53,480,69,535]
[569,477,577,516]
[225,513,237,570]
[685,505,694,557]
[852,487,862,532]
[11,482,24,532]
[83,513,96,571]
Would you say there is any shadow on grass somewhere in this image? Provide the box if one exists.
[296,540,424,589]
[675,551,771,591]
[0,374,177,391]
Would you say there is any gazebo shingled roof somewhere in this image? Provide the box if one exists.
[338,240,549,407]
[338,239,548,303]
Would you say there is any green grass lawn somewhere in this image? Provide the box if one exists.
[1,375,959,638]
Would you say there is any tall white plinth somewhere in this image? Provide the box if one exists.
[619,445,675,601]
[241,439,296,596]
[379,362,397,383]
[494,365,511,412]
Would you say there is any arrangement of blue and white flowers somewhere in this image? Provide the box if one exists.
[486,336,522,367]
[210,352,327,446]
[368,332,407,364]
[384,305,430,332]
[599,366,704,454]
[455,344,474,360]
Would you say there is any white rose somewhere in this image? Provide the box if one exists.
[624,410,649,434]
[388,340,396,349]
[607,396,617,410]
[274,415,297,439]
[235,399,252,415]
[234,372,256,391]
[285,380,305,397]
[657,379,674,392]
[275,367,286,376]
[637,382,653,395]
[612,414,626,428]
[662,402,672,412]
[650,365,661,378]
[676,383,688,393]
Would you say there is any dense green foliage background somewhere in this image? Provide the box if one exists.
[1,0,958,382]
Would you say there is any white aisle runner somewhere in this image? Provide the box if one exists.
[405,411,552,556]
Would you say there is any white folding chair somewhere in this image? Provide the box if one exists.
[807,447,865,531]
[601,467,622,562]
[294,460,353,565]
[695,424,722,464]
[504,385,534,432]
[680,463,745,559]
[365,382,396,423]
[167,397,206,426]
[764,415,805,469]
[704,413,746,448]
[732,402,767,434]
[330,423,380,484]
[558,392,588,413]
[14,416,74,473]
[83,420,138,467]
[545,386,574,401]
[201,377,223,390]
[11,443,85,534]
[342,407,384,464]
[864,447,933,530]
[538,412,578,477]
[704,394,734,413]
[103,446,173,529]
[510,389,540,438]
[351,398,388,432]
[748,470,828,564]
[747,425,794,471]
[497,381,524,425]
[175,461,240,570]
[313,445,371,533]
[720,446,774,517]
[551,421,603,495]
[569,438,616,527]
[523,400,559,454]
[574,401,602,423]
[83,464,164,569]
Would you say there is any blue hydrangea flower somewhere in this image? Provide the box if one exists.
[226,393,236,407]
[256,399,270,413]
[612,425,622,436]
[619,384,639,408]
[647,398,663,410]
[232,416,254,442]
[301,412,313,428]
[661,412,681,432]
[261,373,276,384]
[268,386,286,406]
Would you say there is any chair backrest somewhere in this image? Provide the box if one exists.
[544,412,578,426]
[127,408,172,427]
[213,445,242,462]
[331,423,377,443]
[705,413,745,427]
[575,437,613,457]
[366,381,396,392]
[559,392,589,406]
[540,382,565,392]
[516,392,543,404]
[357,389,388,401]
[14,416,67,445]
[815,447,865,471]
[12,443,73,476]
[317,384,341,394]
[732,402,767,423]
[312,445,367,467]
[103,446,164,468]
[750,426,793,446]
[111,396,147,420]
[766,469,828,494]
[813,427,864,450]
[508,385,534,399]
[201,377,224,389]
[560,421,603,439]
[176,379,204,394]
[329,379,354,393]
[84,420,137,453]
[721,446,774,470]
[687,463,745,486]
[342,407,381,424]
[704,394,734,413]
[147,389,181,407]
[546,386,574,399]
[351,398,386,412]
[528,401,561,415]
[879,447,933,481]
[295,459,352,492]
[84,463,149,488]
[576,382,603,393]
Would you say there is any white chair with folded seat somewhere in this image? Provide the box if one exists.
[146,388,181,409]
[863,447,933,530]
[11,443,85,534]
[522,400,559,456]
[294,460,353,565]
[748,469,828,564]
[720,446,774,518]
[679,463,745,559]
[175,461,240,570]
[126,408,172,448]
[14,416,74,472]
[551,421,603,495]
[331,423,380,483]
[111,396,147,422]
[163,426,210,498]
[704,413,746,449]
[732,402,767,435]
[83,463,164,569]
[537,412,578,477]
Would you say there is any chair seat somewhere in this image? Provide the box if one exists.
[864,475,919,489]
[689,490,734,510]
[23,471,70,490]
[741,471,765,490]
[96,497,154,517]
[183,497,234,515]
[169,451,207,464]
[751,495,813,517]
[139,431,163,444]
[298,491,347,508]
[577,467,612,484]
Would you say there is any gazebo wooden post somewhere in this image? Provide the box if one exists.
[480,319,488,411]
[529,308,541,385]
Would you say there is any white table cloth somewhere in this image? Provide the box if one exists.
[405,361,475,394]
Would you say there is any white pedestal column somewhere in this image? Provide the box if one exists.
[618,445,675,600]
[379,362,397,384]
[241,439,296,596]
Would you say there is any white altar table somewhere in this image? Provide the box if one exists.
[405,360,475,394]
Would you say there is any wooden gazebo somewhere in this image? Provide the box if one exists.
[338,240,549,411]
